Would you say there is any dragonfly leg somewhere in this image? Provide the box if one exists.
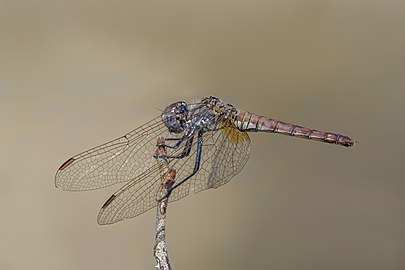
[157,136,185,149]
[159,131,203,201]
[163,135,194,159]
[158,126,197,150]
[154,135,194,159]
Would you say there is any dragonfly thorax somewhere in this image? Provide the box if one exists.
[202,96,238,122]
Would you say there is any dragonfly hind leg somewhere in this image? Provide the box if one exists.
[159,131,203,201]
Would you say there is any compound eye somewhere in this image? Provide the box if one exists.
[176,102,188,114]
[164,102,179,113]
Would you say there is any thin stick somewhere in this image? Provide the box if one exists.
[154,190,171,270]
[153,137,175,270]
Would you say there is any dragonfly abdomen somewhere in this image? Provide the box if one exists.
[235,111,355,147]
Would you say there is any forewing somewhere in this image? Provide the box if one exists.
[55,115,167,191]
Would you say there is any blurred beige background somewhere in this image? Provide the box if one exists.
[1,0,404,269]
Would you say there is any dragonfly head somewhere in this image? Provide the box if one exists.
[162,101,188,133]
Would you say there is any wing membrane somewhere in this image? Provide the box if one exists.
[168,122,251,202]
[97,119,251,224]
[55,115,168,191]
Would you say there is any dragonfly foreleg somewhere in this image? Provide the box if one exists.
[157,126,198,149]
[157,137,183,149]
[163,135,195,159]
[154,135,192,159]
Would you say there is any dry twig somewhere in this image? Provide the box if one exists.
[153,137,175,270]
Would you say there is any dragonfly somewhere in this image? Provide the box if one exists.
[55,96,355,225]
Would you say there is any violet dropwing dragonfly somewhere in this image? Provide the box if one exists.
[55,96,355,224]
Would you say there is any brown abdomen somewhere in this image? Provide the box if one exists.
[235,111,355,147]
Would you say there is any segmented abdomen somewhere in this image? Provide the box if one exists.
[235,111,355,147]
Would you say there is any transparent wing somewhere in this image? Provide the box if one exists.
[96,161,163,224]
[169,123,251,202]
[97,120,251,225]
[54,115,168,191]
